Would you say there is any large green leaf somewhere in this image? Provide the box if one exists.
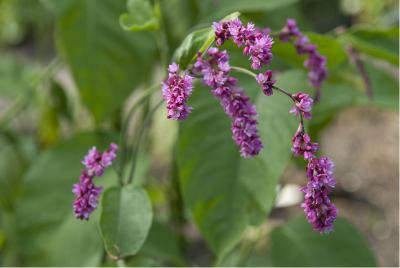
[177,76,297,258]
[270,216,377,266]
[173,12,240,69]
[341,27,399,65]
[56,0,157,122]
[15,132,115,265]
[100,185,153,258]
[119,0,160,32]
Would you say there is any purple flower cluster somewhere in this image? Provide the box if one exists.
[73,143,118,220]
[290,92,314,119]
[162,63,194,120]
[193,47,263,157]
[279,19,328,89]
[301,157,338,233]
[213,18,273,70]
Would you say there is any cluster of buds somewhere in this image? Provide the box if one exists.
[72,143,118,220]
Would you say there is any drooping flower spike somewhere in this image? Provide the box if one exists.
[193,47,263,157]
[279,19,328,91]
[73,143,118,220]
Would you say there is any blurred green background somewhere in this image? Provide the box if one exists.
[0,0,398,266]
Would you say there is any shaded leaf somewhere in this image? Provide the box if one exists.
[140,221,185,266]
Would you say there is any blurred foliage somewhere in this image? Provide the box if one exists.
[0,0,398,266]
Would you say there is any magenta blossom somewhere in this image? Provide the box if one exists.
[256,70,275,96]
[291,125,319,160]
[290,92,313,119]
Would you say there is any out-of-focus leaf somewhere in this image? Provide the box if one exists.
[100,186,153,258]
[139,221,185,266]
[56,0,157,123]
[197,0,299,22]
[364,63,398,110]
[120,0,159,32]
[272,33,348,70]
[177,75,297,258]
[173,12,240,69]
[341,27,399,65]
[0,53,37,99]
[270,216,377,266]
[15,132,115,265]
[39,0,75,16]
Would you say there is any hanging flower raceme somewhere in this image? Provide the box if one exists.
[162,63,194,120]
[279,19,328,90]
[301,157,338,233]
[193,47,263,157]
[73,143,118,220]
[288,93,337,232]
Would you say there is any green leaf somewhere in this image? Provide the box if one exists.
[15,132,115,265]
[177,76,297,258]
[342,27,399,65]
[100,185,153,258]
[119,0,159,32]
[173,11,240,69]
[56,0,157,123]
[270,216,377,266]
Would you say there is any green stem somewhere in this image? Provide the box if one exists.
[127,100,163,184]
[118,83,161,184]
[230,66,257,79]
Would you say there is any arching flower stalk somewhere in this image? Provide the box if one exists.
[159,17,337,232]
